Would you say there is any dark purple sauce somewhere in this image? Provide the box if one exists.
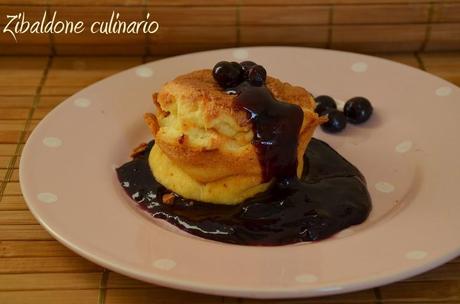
[230,82,304,182]
[116,139,371,245]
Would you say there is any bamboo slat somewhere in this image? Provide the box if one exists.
[55,44,146,56]
[150,26,237,44]
[434,3,460,22]
[0,225,53,241]
[0,57,47,96]
[0,156,18,168]
[0,240,75,257]
[406,262,460,281]
[48,6,144,25]
[42,57,143,95]
[426,23,460,51]
[3,182,21,196]
[106,272,152,289]
[0,210,37,225]
[148,43,234,56]
[0,97,34,109]
[240,6,329,25]
[1,196,26,205]
[0,156,12,168]
[0,85,38,97]
[151,7,237,26]
[0,290,99,304]
[378,53,421,68]
[0,32,49,45]
[222,299,240,304]
[242,290,376,303]
[0,144,20,156]
[47,0,144,4]
[53,32,145,46]
[0,169,6,180]
[421,52,460,85]
[31,108,52,120]
[146,0,236,5]
[0,196,27,210]
[0,122,25,144]
[0,110,30,120]
[0,273,101,291]
[105,288,223,304]
[379,280,460,302]
[0,256,102,273]
[0,57,47,77]
[0,45,51,56]
[6,169,18,181]
[0,56,46,81]
[49,55,143,70]
[333,4,430,24]
[0,30,50,56]
[40,86,83,97]
[240,26,328,46]
[0,0,47,4]
[36,96,66,108]
[331,24,426,52]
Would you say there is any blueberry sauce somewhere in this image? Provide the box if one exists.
[116,138,371,246]
[230,81,304,182]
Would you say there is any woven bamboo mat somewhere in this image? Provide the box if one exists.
[0,52,459,304]
[0,0,459,56]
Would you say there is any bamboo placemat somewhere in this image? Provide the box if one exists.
[0,52,459,304]
[0,0,460,56]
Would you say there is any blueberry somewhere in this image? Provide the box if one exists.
[314,95,337,115]
[212,61,244,88]
[343,97,373,124]
[248,65,267,86]
[240,61,257,78]
[321,109,347,133]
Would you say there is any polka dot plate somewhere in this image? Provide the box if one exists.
[20,47,460,299]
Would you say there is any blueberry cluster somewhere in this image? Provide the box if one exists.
[212,61,267,89]
[315,95,373,133]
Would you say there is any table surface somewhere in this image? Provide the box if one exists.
[0,52,459,304]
